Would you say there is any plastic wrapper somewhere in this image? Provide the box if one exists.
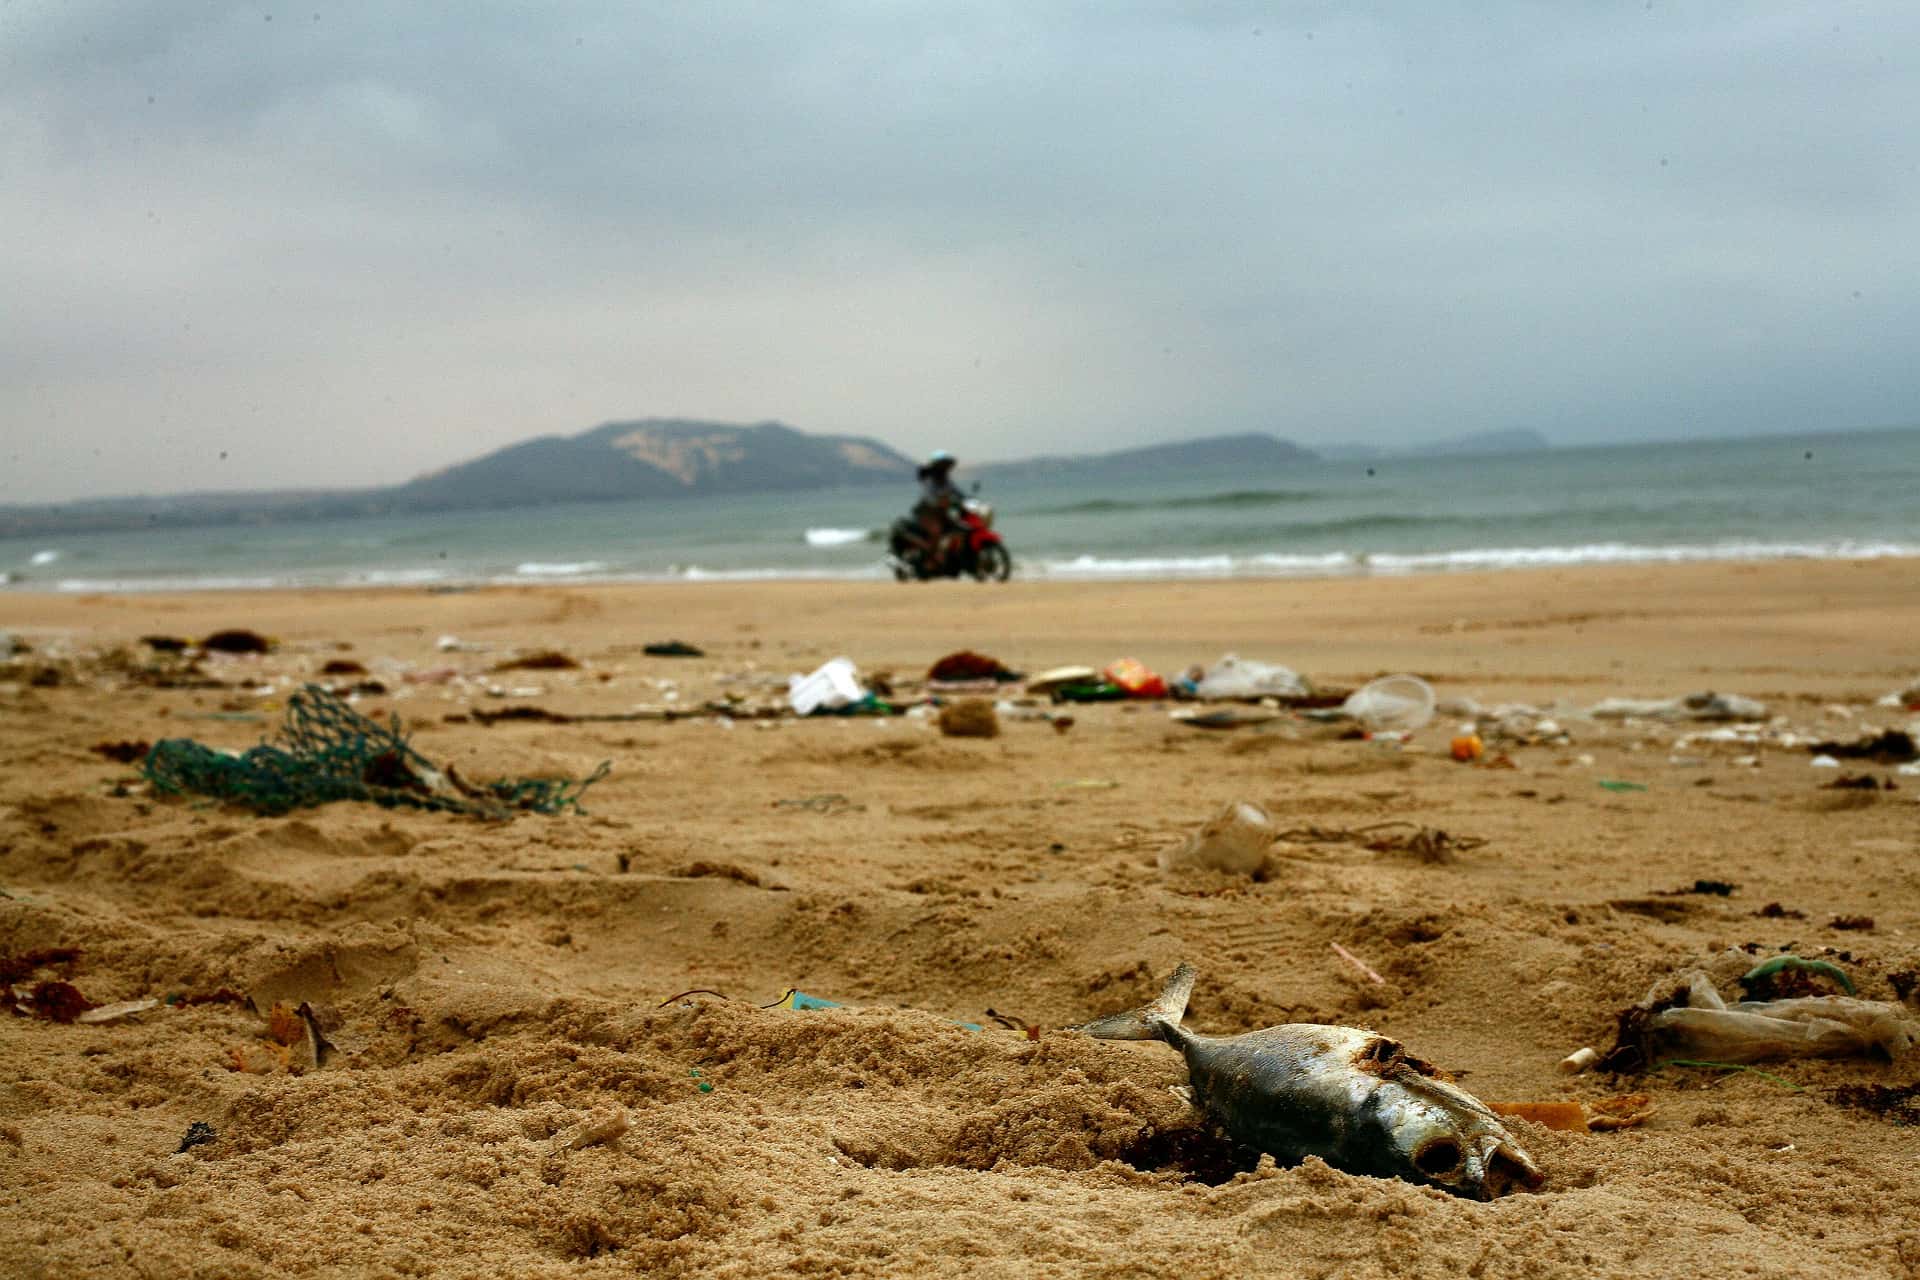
[1192,654,1310,701]
[1589,692,1768,722]
[1104,658,1168,699]
[1648,970,1918,1064]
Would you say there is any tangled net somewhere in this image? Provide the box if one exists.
[143,684,609,819]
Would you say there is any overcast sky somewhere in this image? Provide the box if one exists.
[3,2,1916,502]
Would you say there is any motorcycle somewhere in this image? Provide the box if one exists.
[886,495,1013,582]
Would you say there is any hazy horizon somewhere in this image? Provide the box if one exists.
[7,417,1912,513]
[6,3,1918,504]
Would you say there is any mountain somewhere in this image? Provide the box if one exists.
[974,432,1317,482]
[0,419,914,536]
[395,419,913,510]
[1,423,1324,538]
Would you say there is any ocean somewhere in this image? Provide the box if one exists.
[5,427,1918,592]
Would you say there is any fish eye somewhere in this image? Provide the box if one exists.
[1413,1139,1461,1177]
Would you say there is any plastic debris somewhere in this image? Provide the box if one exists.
[75,997,161,1024]
[1160,801,1275,875]
[1488,1096,1654,1133]
[1589,692,1768,722]
[644,640,704,657]
[1739,956,1854,998]
[1191,654,1310,702]
[1104,658,1168,699]
[1607,968,1919,1069]
[1024,665,1099,695]
[1343,675,1436,732]
[788,658,864,715]
[1874,679,1920,711]
[143,684,608,819]
[1486,1101,1588,1132]
[1329,941,1386,987]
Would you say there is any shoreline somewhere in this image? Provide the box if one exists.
[7,542,1918,596]
[4,556,1916,700]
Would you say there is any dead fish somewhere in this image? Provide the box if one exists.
[1077,962,1544,1199]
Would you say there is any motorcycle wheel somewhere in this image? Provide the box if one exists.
[973,543,1012,582]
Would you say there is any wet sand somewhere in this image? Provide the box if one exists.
[3,559,1918,1277]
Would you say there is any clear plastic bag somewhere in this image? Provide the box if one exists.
[1192,654,1310,701]
[1649,970,1919,1063]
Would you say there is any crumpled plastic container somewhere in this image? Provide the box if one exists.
[789,657,863,715]
[1342,674,1436,732]
[1650,970,1919,1063]
[1160,801,1275,875]
[1192,653,1310,701]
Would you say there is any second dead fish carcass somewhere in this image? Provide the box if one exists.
[1077,963,1544,1199]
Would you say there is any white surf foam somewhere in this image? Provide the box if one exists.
[513,560,608,577]
[1363,540,1920,573]
[804,527,871,547]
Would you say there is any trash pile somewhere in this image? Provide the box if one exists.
[143,684,608,819]
[1593,954,1920,1074]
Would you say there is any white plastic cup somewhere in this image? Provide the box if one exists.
[1343,674,1437,733]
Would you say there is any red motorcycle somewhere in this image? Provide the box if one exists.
[887,496,1013,582]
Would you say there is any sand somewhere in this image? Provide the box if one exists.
[3,559,1919,1278]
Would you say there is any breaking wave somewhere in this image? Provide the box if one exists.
[1033,540,1920,579]
[804,527,875,547]
[513,561,607,577]
[19,540,1918,594]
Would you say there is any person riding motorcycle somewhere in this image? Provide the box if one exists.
[906,450,963,571]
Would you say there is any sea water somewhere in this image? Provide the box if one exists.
[5,426,1917,591]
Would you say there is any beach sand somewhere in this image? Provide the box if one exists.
[3,559,1918,1278]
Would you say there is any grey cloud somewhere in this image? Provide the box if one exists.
[3,2,1917,501]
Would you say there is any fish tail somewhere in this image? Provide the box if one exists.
[1076,962,1197,1045]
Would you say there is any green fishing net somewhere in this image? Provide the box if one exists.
[143,684,609,819]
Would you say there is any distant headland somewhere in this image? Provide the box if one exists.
[0,419,1549,537]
